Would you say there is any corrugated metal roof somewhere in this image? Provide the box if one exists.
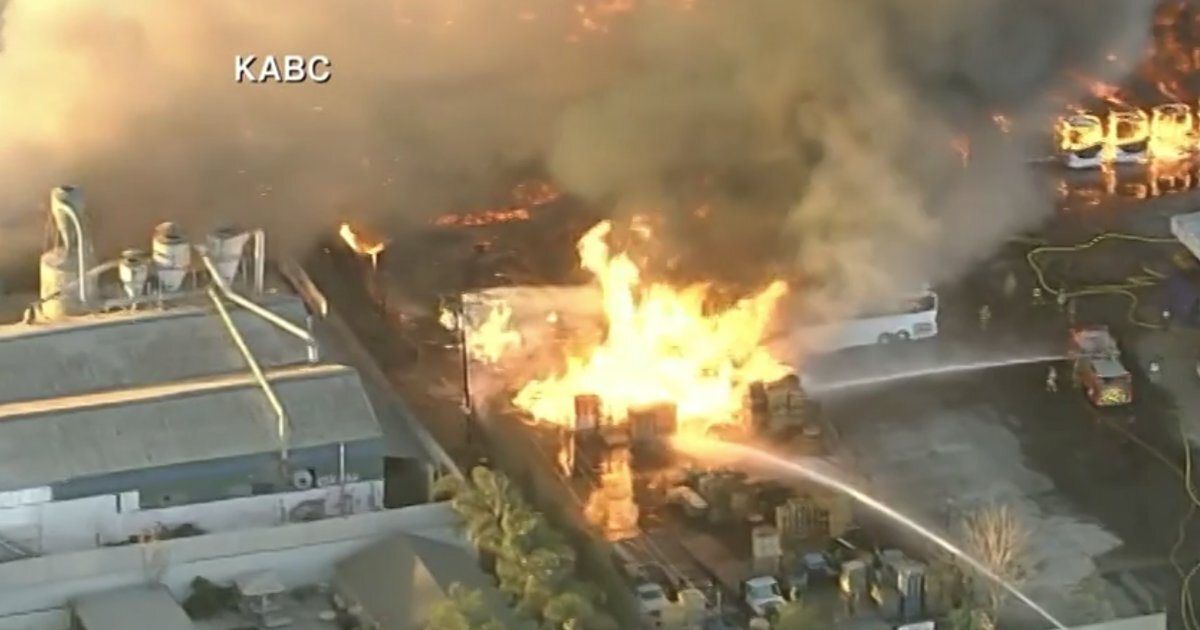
[71,586,195,630]
[0,364,384,491]
[0,293,312,406]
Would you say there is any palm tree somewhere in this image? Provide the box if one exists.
[425,583,509,630]
[774,598,820,629]
[437,467,615,629]
[946,606,995,630]
[543,586,619,630]
[437,467,523,569]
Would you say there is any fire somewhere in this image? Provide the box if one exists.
[1149,103,1196,159]
[951,135,970,167]
[582,449,640,541]
[435,208,531,227]
[500,220,790,432]
[337,222,388,266]
[432,180,560,228]
[1054,103,1200,165]
[449,300,524,363]
[992,114,1013,134]
[470,304,523,362]
[511,180,562,206]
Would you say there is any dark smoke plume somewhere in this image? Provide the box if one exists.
[548,0,1158,326]
[0,0,1158,322]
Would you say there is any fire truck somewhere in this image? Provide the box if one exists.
[1067,326,1133,407]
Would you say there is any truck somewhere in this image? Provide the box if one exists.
[1067,325,1133,407]
[614,530,719,615]
[741,575,787,619]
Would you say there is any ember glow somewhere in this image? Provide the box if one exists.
[488,220,790,432]
[337,222,388,267]
[432,180,561,228]
[434,208,531,227]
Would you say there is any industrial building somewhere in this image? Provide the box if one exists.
[0,186,442,555]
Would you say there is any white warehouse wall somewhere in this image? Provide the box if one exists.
[0,502,463,618]
[0,481,383,555]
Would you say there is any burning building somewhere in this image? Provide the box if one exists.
[456,219,791,440]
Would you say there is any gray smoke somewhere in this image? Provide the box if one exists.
[0,0,1158,322]
[548,0,1158,324]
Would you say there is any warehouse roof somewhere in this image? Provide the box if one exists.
[334,531,526,630]
[71,586,195,630]
[0,363,384,491]
[0,292,312,406]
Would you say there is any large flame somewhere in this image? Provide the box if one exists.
[506,220,790,432]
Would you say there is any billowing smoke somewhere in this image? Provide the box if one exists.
[0,0,1159,325]
[547,0,1159,331]
[0,0,607,264]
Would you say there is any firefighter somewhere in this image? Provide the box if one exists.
[1002,271,1018,299]
[978,304,992,332]
[1045,366,1059,393]
[1149,359,1163,380]
[1162,308,1173,331]
[1031,286,1045,305]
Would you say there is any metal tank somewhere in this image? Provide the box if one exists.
[117,249,150,298]
[205,225,252,287]
[152,222,191,293]
[39,186,97,318]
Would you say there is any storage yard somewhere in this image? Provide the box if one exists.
[288,6,1200,629]
[293,161,1200,629]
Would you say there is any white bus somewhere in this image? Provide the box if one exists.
[801,289,940,354]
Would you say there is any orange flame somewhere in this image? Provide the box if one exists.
[490,220,791,432]
[1055,102,1200,166]
[337,223,387,263]
[433,180,560,228]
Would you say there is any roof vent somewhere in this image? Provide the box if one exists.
[118,249,150,298]
[205,225,252,287]
[152,222,191,293]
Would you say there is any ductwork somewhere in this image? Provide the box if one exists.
[200,251,319,363]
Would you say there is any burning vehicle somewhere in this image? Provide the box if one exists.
[1055,109,1154,169]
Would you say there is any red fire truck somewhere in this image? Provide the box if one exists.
[1067,326,1133,407]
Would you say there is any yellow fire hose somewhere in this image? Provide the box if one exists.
[1029,232,1200,627]
[1025,232,1182,329]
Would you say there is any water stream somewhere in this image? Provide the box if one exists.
[671,435,1068,629]
[806,354,1066,394]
